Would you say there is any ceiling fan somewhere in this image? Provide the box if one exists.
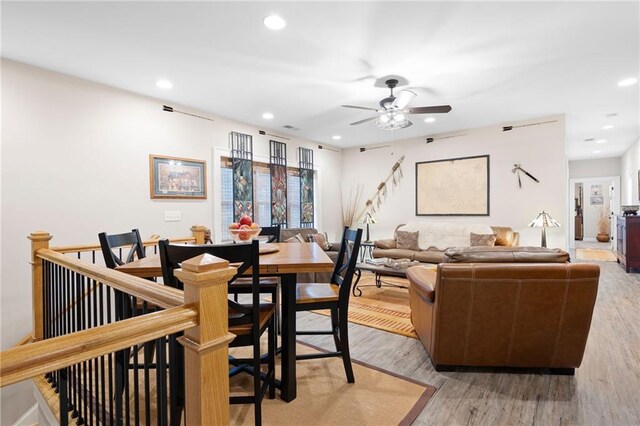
[342,79,452,130]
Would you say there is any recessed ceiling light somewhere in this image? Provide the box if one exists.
[332,135,342,140]
[156,79,173,89]
[602,125,614,130]
[262,112,274,120]
[263,15,286,30]
[618,77,638,87]
[424,117,436,123]
[596,139,607,144]
[593,150,601,154]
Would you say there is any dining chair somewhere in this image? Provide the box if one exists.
[159,239,276,426]
[294,226,362,383]
[98,228,146,269]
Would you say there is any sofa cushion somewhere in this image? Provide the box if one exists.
[470,233,497,246]
[407,266,436,303]
[372,248,420,260]
[413,250,445,263]
[285,233,306,243]
[309,232,330,250]
[399,221,494,250]
[375,239,397,249]
[396,230,420,250]
[443,246,570,263]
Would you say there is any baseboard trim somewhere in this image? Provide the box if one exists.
[12,403,37,426]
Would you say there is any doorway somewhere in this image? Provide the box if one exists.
[568,176,620,250]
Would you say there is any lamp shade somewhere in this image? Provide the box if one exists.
[359,212,377,225]
[528,211,560,228]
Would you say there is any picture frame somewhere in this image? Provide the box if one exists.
[149,154,207,199]
[415,154,490,216]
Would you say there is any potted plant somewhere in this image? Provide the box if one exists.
[596,206,611,243]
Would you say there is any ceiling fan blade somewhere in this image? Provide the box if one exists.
[391,90,416,110]
[403,120,413,128]
[342,105,378,111]
[350,116,378,126]
[408,105,452,114]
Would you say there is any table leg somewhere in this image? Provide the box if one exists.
[279,273,296,402]
[352,269,363,297]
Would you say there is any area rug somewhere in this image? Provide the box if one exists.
[314,272,417,339]
[229,342,436,425]
[576,249,617,262]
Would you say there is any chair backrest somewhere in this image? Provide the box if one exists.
[98,229,145,269]
[332,227,363,303]
[259,225,281,243]
[158,239,261,326]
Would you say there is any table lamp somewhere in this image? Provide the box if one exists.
[528,211,560,248]
[359,212,377,242]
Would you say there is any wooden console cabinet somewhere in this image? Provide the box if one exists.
[615,215,640,273]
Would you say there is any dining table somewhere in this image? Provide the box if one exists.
[116,242,334,402]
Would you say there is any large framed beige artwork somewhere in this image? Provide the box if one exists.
[149,154,207,199]
[415,155,490,216]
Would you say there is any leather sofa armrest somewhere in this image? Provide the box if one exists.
[406,266,436,303]
[375,239,397,249]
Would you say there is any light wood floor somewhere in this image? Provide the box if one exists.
[297,260,640,425]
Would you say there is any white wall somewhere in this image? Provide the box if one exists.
[620,139,640,205]
[568,157,621,178]
[341,115,568,249]
[0,59,342,424]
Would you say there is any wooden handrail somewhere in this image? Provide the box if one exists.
[37,249,183,309]
[0,305,198,387]
[50,236,196,254]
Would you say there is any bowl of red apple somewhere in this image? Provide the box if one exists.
[228,215,261,243]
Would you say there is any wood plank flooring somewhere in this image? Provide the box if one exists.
[296,260,640,425]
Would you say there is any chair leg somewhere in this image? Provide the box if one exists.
[268,317,276,399]
[338,308,355,383]
[330,308,341,352]
[253,330,263,426]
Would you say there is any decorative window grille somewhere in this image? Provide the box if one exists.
[230,132,253,221]
[270,140,288,227]
[298,147,314,228]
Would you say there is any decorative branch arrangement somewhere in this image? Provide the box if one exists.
[341,184,364,228]
[354,155,405,222]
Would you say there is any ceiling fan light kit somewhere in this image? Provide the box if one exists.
[343,78,452,130]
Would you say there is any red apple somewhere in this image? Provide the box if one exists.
[238,224,251,240]
[239,215,253,226]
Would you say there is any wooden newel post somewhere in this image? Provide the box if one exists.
[191,225,207,245]
[28,231,53,342]
[176,254,236,426]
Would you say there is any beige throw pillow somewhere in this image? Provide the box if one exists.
[309,232,331,250]
[285,233,306,243]
[470,233,497,246]
[396,230,420,251]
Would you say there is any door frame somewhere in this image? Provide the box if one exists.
[568,176,620,249]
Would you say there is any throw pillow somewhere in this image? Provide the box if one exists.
[470,233,497,246]
[396,230,420,251]
[309,232,331,250]
[285,233,305,243]
[375,239,397,250]
[491,226,515,246]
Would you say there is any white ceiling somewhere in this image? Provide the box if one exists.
[2,1,639,160]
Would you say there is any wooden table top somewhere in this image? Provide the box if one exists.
[116,242,334,278]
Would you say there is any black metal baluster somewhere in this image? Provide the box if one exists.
[71,272,80,421]
[87,279,94,426]
[59,368,69,426]
[99,282,107,425]
[44,261,52,384]
[64,268,73,415]
[143,302,151,426]
[156,337,167,426]
[52,264,60,391]
[124,293,132,426]
[80,274,87,426]
[133,297,140,426]
[106,286,115,425]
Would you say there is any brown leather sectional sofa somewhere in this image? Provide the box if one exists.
[407,246,600,374]
[373,225,520,263]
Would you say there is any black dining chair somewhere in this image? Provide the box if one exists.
[159,239,276,425]
[294,227,362,383]
[98,228,146,269]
